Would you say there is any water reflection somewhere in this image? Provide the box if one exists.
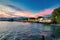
[0,21,60,40]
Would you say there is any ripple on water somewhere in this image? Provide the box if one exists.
[0,22,58,40]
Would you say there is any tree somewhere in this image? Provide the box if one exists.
[51,7,60,39]
[51,7,60,24]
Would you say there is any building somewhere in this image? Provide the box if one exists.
[28,17,38,22]
[38,17,52,23]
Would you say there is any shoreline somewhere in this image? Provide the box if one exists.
[0,21,60,25]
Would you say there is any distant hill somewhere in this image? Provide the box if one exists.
[43,14,51,18]
[0,17,28,21]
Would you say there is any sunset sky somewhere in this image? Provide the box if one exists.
[0,0,60,18]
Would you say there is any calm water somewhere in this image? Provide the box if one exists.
[0,21,60,40]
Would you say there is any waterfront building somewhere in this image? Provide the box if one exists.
[28,17,38,22]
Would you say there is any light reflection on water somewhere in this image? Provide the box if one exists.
[0,21,30,33]
[0,21,59,40]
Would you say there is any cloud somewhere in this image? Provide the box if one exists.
[36,8,54,17]
[14,11,35,17]
[0,4,35,18]
[0,4,16,12]
[0,4,54,18]
[12,8,54,18]
[0,4,16,17]
[0,11,10,17]
[0,0,55,18]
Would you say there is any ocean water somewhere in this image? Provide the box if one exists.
[0,21,60,40]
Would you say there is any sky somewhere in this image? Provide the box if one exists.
[0,0,60,18]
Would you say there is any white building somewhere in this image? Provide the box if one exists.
[38,18,52,23]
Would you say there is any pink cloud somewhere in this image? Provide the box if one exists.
[0,11,11,17]
[14,11,35,17]
[0,8,54,18]
[18,8,54,18]
[36,8,54,17]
